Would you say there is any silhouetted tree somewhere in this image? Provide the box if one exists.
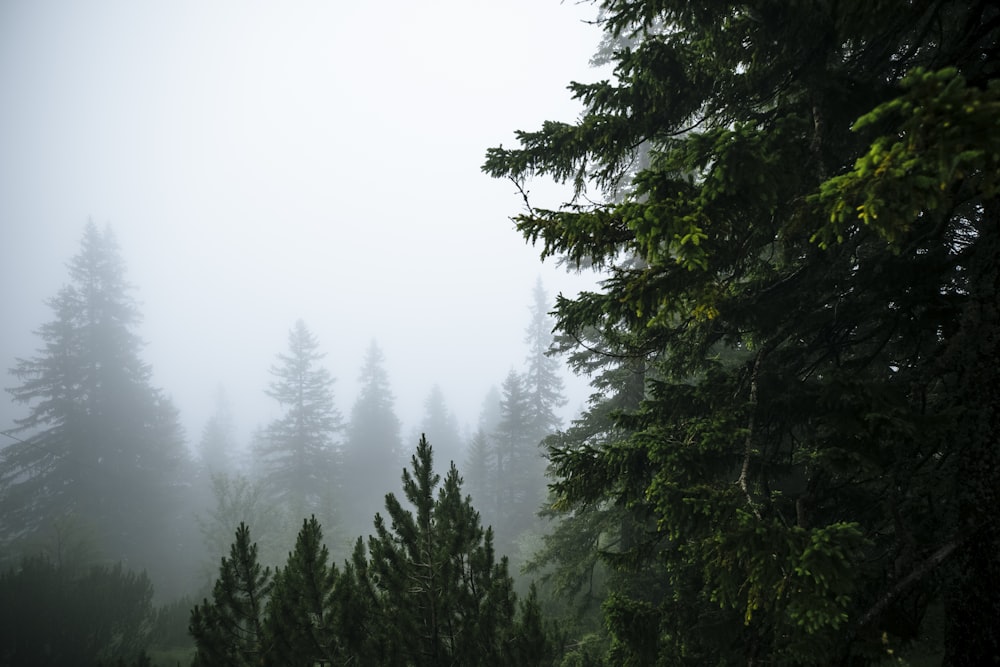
[341,339,402,538]
[490,369,537,553]
[254,320,342,525]
[523,279,566,443]
[1,221,190,588]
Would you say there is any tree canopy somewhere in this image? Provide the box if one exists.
[485,1,999,663]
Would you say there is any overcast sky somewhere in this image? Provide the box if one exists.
[0,1,606,452]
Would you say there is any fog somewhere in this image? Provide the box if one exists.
[0,0,604,447]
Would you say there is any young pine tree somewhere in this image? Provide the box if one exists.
[265,516,341,665]
[362,434,554,666]
[190,523,273,666]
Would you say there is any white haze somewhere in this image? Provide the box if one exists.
[0,1,604,454]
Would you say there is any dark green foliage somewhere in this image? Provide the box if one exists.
[360,434,552,665]
[190,436,556,666]
[523,279,566,441]
[189,523,273,666]
[0,555,154,667]
[264,516,341,665]
[485,0,1000,663]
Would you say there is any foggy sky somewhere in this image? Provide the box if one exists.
[0,1,603,453]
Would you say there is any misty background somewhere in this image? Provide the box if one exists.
[0,0,604,450]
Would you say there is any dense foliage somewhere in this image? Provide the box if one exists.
[0,556,154,666]
[190,436,554,666]
[485,0,999,663]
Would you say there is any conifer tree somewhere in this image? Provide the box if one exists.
[341,339,402,538]
[523,279,566,443]
[254,320,342,523]
[361,434,554,666]
[491,369,538,552]
[265,516,341,665]
[190,438,556,665]
[190,522,273,666]
[2,221,189,585]
[485,1,1000,662]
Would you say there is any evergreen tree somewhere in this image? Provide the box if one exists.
[491,369,538,553]
[254,320,342,523]
[463,387,503,522]
[485,1,1000,662]
[190,438,556,666]
[2,222,190,586]
[265,516,341,665]
[190,522,273,666]
[341,339,402,539]
[361,434,554,666]
[522,279,566,444]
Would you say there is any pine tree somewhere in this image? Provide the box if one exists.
[2,222,189,584]
[523,279,566,444]
[254,320,342,523]
[265,516,341,665]
[484,1,1000,661]
[362,434,554,666]
[190,439,556,666]
[491,369,537,553]
[341,339,402,539]
[190,522,273,666]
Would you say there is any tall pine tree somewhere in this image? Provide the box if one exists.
[341,339,402,540]
[522,279,566,445]
[2,222,190,586]
[254,320,342,525]
[485,0,1000,662]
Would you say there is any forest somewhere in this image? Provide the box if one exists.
[2,0,999,665]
